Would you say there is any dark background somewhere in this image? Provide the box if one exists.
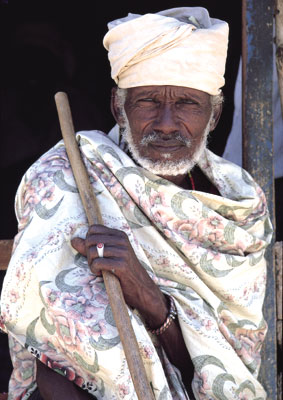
[0,0,242,393]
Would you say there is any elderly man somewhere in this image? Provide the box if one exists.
[0,7,272,400]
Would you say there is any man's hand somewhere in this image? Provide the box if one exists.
[71,225,195,396]
[71,225,168,327]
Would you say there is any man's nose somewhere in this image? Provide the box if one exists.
[152,104,179,135]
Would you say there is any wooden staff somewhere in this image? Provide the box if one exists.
[54,92,154,400]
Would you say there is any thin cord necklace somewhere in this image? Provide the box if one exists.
[188,171,195,190]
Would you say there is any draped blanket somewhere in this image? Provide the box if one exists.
[0,131,272,400]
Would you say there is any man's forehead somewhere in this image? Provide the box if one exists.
[125,85,210,100]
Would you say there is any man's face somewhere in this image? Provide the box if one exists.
[120,85,214,176]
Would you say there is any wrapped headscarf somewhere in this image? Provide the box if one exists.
[103,7,229,95]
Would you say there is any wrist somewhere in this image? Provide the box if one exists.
[148,295,177,335]
[137,288,169,329]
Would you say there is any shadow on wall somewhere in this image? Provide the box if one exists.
[0,18,105,240]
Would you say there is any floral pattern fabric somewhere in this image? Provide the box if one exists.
[0,130,272,399]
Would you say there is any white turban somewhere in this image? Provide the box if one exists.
[103,7,229,95]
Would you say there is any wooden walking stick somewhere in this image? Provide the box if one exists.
[54,92,154,400]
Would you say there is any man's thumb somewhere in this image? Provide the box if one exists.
[71,237,87,256]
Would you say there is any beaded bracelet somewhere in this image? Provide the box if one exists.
[149,295,177,336]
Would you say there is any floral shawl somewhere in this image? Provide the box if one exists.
[0,130,272,399]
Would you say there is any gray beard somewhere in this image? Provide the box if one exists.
[121,111,213,176]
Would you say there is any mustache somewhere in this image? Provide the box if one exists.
[140,131,192,147]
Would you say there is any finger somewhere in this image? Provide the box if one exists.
[88,224,128,238]
[85,234,128,249]
[87,245,128,260]
[71,237,87,256]
[89,257,124,276]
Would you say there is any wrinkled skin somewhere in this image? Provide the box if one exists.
[122,85,215,164]
[37,86,222,399]
[112,85,221,188]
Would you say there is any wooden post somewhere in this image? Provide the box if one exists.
[274,242,282,397]
[275,0,283,117]
[242,0,277,398]
[0,240,13,270]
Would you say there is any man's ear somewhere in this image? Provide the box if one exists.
[210,101,223,131]
[110,87,125,126]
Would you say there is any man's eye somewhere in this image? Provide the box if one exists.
[178,99,197,105]
[138,98,154,102]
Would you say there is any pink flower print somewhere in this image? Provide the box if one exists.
[26,250,38,262]
[46,231,60,246]
[205,216,225,245]
[152,209,173,228]
[55,315,77,347]
[190,219,206,239]
[149,191,167,208]
[9,289,20,303]
[120,195,135,212]
[45,288,61,307]
[238,394,249,400]
[163,228,173,239]
[225,294,235,302]
[152,275,172,287]
[92,162,111,182]
[64,223,77,236]
[40,187,55,207]
[0,310,10,329]
[14,359,34,387]
[173,218,199,242]
[15,266,26,281]
[181,242,199,256]
[206,249,221,261]
[109,180,122,197]
[40,150,71,176]
[218,309,233,328]
[207,230,223,245]
[94,293,109,306]
[140,345,154,360]
[219,323,234,347]
[194,370,210,398]
[106,160,114,169]
[173,218,195,231]
[184,307,198,320]
[10,338,24,354]
[232,325,267,369]
[206,216,224,231]
[203,319,213,331]
[89,320,107,338]
[59,292,104,323]
[235,240,246,256]
[118,383,130,398]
